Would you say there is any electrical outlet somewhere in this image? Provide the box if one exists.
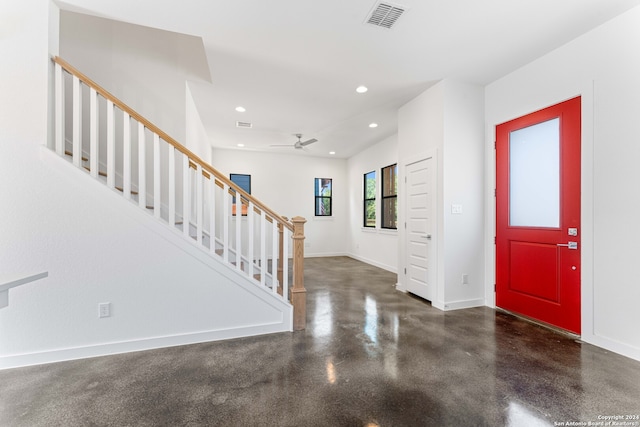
[99,302,111,318]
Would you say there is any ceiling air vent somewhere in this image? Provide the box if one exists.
[236,121,252,129]
[365,2,406,29]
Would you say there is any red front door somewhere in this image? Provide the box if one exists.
[496,97,581,334]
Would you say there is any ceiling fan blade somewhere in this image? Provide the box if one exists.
[300,138,317,147]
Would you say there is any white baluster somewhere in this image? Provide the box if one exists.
[260,212,267,287]
[196,164,203,245]
[272,219,278,294]
[54,63,64,156]
[89,88,98,178]
[123,112,131,200]
[210,177,217,255]
[72,75,81,167]
[223,184,230,262]
[153,134,161,219]
[106,100,115,189]
[168,147,176,227]
[248,201,254,279]
[138,123,146,209]
[235,192,242,271]
[182,155,190,238]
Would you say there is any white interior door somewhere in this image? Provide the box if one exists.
[405,156,435,301]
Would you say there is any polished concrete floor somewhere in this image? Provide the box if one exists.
[1,256,640,426]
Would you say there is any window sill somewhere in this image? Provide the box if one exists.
[379,228,398,235]
[360,227,397,235]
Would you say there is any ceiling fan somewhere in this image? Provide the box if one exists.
[270,134,317,150]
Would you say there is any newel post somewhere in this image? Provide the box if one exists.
[291,216,307,330]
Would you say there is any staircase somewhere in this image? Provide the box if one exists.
[51,56,306,330]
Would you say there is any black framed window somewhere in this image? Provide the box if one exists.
[381,164,398,229]
[364,171,376,227]
[230,173,251,216]
[230,173,251,195]
[315,178,332,216]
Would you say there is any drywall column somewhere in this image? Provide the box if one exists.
[0,0,53,145]
[397,79,485,310]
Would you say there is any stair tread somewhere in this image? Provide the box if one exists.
[64,150,88,162]
[115,186,139,195]
[83,166,107,177]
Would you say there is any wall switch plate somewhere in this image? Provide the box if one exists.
[451,204,463,214]
[462,274,469,285]
[99,302,111,318]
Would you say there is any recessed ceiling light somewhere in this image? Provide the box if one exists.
[329,151,336,155]
[369,123,378,128]
[356,86,368,94]
[237,143,245,147]
[235,106,246,112]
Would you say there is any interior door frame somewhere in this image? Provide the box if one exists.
[485,87,595,341]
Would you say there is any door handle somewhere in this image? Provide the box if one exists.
[557,242,578,250]
[421,234,432,240]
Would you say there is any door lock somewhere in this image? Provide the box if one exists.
[557,241,578,250]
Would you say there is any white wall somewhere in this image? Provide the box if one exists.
[397,80,485,310]
[441,80,485,307]
[347,135,398,273]
[186,82,212,163]
[211,148,348,257]
[59,10,211,143]
[485,5,640,361]
[0,1,291,370]
[0,0,50,144]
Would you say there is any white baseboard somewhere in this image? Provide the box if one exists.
[0,322,289,371]
[440,298,485,311]
[346,253,397,274]
[304,251,348,258]
[581,332,640,363]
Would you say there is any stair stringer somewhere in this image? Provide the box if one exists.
[0,148,292,370]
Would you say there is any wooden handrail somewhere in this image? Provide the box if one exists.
[52,56,293,232]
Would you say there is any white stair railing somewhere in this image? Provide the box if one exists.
[51,56,307,329]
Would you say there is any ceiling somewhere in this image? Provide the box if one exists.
[58,0,640,158]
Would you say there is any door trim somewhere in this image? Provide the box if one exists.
[486,88,594,341]
[495,96,581,334]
